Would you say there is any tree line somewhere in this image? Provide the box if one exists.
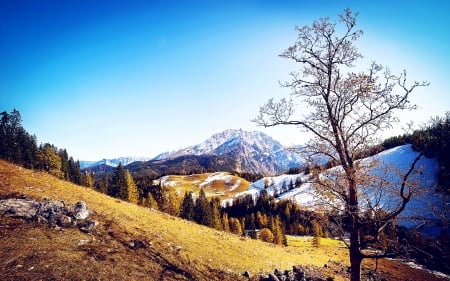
[382,112,450,193]
[0,109,92,186]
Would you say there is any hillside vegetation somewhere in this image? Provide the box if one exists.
[0,160,447,281]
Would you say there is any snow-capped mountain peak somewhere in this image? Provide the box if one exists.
[153,129,305,175]
[80,157,151,169]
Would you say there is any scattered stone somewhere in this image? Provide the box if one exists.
[129,238,146,250]
[256,265,334,281]
[268,273,280,281]
[0,198,97,235]
[78,220,98,233]
[77,239,90,246]
[274,268,283,277]
[58,214,72,226]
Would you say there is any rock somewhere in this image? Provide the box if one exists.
[129,239,146,250]
[72,201,89,220]
[243,270,251,278]
[268,273,280,281]
[0,198,95,234]
[77,239,90,246]
[274,268,283,277]
[58,214,72,226]
[293,265,303,274]
[78,220,98,233]
[0,198,39,220]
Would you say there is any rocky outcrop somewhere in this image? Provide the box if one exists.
[0,198,97,233]
[251,265,331,281]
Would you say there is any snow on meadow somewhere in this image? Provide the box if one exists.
[200,172,241,191]
[236,145,447,233]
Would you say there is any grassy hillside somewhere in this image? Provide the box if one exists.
[0,160,446,281]
[158,172,250,199]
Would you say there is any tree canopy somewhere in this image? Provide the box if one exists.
[254,9,428,281]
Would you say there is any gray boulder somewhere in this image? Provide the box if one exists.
[72,201,89,220]
[0,198,39,220]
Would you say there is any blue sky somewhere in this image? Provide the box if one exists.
[2,0,449,160]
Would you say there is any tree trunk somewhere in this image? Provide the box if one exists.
[349,229,362,281]
[348,174,362,281]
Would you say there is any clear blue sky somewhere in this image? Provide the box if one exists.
[1,0,449,160]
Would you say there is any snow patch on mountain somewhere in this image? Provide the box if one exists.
[234,145,446,232]
[153,129,306,175]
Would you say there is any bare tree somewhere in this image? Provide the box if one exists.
[253,9,429,281]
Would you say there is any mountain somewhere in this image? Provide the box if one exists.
[80,157,151,169]
[153,129,305,176]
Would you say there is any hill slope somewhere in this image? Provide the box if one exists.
[0,160,344,280]
[239,145,446,233]
[0,160,447,281]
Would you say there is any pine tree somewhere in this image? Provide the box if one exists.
[58,149,69,180]
[248,213,257,239]
[98,174,109,194]
[259,228,274,243]
[68,157,82,185]
[164,191,181,216]
[146,192,158,210]
[222,212,230,232]
[311,220,322,248]
[229,217,243,236]
[124,170,139,204]
[210,197,222,230]
[84,172,95,188]
[271,216,286,246]
[35,143,63,178]
[110,163,126,198]
[194,188,211,226]
[180,191,195,221]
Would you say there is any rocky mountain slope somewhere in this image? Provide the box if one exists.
[80,157,152,169]
[153,129,305,175]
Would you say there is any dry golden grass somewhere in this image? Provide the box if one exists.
[0,160,446,281]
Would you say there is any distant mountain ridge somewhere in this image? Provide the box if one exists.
[153,129,305,175]
[80,157,151,169]
[82,129,305,176]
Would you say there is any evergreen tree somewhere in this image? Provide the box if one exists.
[194,188,211,226]
[58,149,69,180]
[35,143,63,178]
[84,171,95,188]
[259,228,274,243]
[163,191,181,216]
[110,163,126,198]
[210,197,222,230]
[270,216,286,246]
[68,157,82,185]
[311,220,322,248]
[98,174,109,194]
[229,217,243,236]
[180,191,195,221]
[124,169,139,203]
[247,213,257,239]
[222,212,230,232]
[146,192,158,209]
